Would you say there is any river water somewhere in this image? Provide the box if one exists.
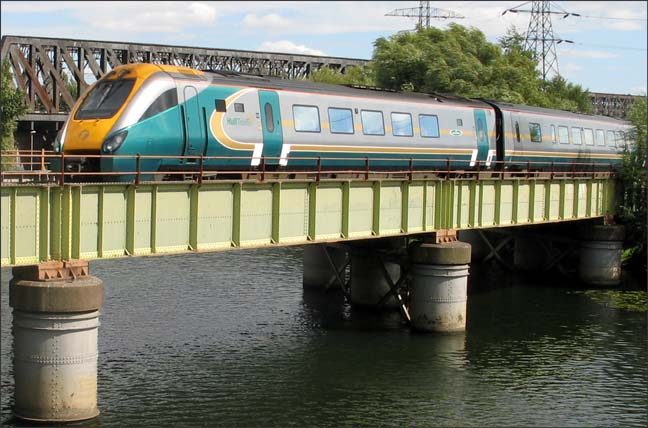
[1,246,646,427]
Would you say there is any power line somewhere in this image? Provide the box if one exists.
[576,15,647,22]
[573,42,647,52]
[385,1,464,29]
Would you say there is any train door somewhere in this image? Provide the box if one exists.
[510,112,522,162]
[473,109,490,165]
[258,90,284,165]
[183,86,205,161]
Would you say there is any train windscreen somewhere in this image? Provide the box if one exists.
[75,79,135,120]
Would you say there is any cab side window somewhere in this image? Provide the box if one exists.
[140,89,178,121]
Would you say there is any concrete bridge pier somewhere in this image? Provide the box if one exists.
[302,244,349,290]
[579,225,625,286]
[9,260,103,423]
[409,242,472,333]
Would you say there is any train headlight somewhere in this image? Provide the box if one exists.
[102,131,128,153]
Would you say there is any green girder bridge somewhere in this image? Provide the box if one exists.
[1,174,617,267]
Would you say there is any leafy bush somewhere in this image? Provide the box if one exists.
[1,59,28,171]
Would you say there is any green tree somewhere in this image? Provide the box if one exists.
[1,59,28,171]
[618,95,647,271]
[370,24,591,112]
[542,76,592,114]
[307,64,375,86]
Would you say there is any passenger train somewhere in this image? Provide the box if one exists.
[52,63,634,181]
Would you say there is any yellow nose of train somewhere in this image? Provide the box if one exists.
[62,63,185,152]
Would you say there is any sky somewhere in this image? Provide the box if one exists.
[1,1,646,95]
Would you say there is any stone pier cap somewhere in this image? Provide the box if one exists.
[411,242,472,265]
[580,224,625,242]
[9,260,103,313]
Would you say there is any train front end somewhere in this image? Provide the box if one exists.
[52,63,172,181]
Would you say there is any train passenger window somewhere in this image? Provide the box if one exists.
[361,110,385,135]
[391,113,413,137]
[419,114,440,138]
[616,131,626,148]
[140,88,178,121]
[329,108,354,134]
[457,119,463,126]
[571,127,582,145]
[293,105,320,132]
[264,103,274,133]
[606,130,616,147]
[596,129,606,146]
[215,99,226,113]
[234,103,245,113]
[558,126,569,144]
[584,128,594,146]
[529,123,542,143]
[515,122,520,143]
[550,125,557,143]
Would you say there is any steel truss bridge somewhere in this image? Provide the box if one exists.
[0,35,641,122]
[0,35,367,120]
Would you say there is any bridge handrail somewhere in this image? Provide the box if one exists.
[0,149,619,186]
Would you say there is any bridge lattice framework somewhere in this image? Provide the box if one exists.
[0,35,641,121]
[0,35,368,119]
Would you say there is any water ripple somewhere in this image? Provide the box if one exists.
[1,248,646,427]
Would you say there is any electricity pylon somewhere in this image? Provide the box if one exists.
[386,1,464,29]
[503,1,579,80]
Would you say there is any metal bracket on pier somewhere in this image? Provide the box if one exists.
[425,229,458,244]
[12,260,89,281]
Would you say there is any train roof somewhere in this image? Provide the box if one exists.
[202,69,492,110]
[483,99,630,125]
[148,65,631,125]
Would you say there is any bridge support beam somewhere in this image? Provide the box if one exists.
[513,237,549,272]
[9,260,103,423]
[302,244,348,290]
[409,242,471,333]
[457,230,491,263]
[579,225,625,286]
[349,246,401,310]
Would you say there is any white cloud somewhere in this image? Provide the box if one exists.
[257,40,327,56]
[558,63,583,79]
[86,2,217,34]
[630,86,647,95]
[243,13,292,33]
[2,1,218,36]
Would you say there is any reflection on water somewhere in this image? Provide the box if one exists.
[1,247,646,427]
